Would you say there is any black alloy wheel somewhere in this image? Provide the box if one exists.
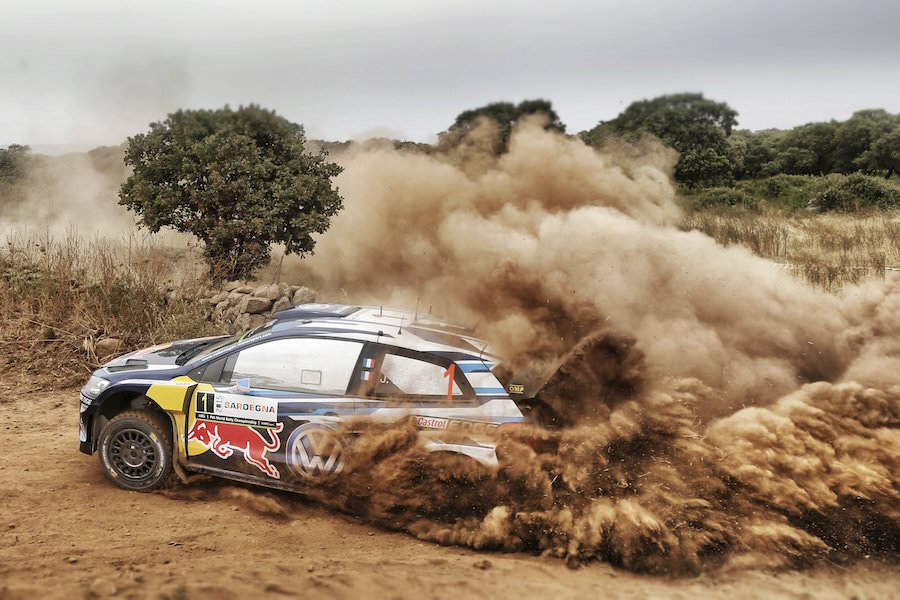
[99,409,174,492]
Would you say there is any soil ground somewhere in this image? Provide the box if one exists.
[1,390,898,599]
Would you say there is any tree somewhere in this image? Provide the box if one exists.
[0,144,30,183]
[445,99,566,153]
[773,122,838,175]
[833,109,895,173]
[857,126,900,178]
[119,105,343,280]
[727,129,782,179]
[582,93,738,187]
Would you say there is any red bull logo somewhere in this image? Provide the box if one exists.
[188,419,284,479]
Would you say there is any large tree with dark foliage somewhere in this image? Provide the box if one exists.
[119,105,343,280]
[582,93,738,187]
[447,99,566,153]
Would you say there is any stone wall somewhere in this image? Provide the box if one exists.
[207,281,318,333]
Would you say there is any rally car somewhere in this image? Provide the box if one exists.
[79,303,525,492]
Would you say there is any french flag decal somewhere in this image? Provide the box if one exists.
[361,371,372,381]
[363,358,375,368]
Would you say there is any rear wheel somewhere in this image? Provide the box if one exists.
[99,409,174,492]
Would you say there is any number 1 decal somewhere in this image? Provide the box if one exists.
[443,364,456,401]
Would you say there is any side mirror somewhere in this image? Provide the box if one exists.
[227,378,251,394]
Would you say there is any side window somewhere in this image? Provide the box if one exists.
[229,338,363,395]
[372,353,462,398]
[190,356,226,383]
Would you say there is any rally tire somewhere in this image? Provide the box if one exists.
[99,409,174,492]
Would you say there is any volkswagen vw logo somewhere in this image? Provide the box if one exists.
[286,423,345,479]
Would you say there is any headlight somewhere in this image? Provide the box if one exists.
[81,375,111,400]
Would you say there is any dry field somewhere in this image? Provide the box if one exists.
[681,211,900,291]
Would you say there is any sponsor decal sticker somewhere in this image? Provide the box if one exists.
[507,383,525,394]
[446,419,500,434]
[195,391,277,427]
[415,416,449,430]
[188,419,284,479]
[286,423,345,479]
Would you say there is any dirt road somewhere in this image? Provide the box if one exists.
[1,390,897,599]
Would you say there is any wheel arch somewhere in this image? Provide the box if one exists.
[92,388,175,452]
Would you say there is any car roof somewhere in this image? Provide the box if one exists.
[266,303,497,361]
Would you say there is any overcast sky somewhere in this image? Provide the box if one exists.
[2,0,899,151]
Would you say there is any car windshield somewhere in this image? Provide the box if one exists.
[179,321,276,365]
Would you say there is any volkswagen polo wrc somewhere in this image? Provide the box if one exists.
[79,304,525,492]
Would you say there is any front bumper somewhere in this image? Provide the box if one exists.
[79,393,97,454]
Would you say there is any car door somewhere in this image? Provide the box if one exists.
[184,336,363,484]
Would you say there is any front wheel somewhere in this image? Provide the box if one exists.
[99,410,174,492]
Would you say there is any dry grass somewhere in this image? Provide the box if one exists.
[680,211,900,291]
[0,230,226,389]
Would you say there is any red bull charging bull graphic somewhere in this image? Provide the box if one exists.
[188,419,283,479]
[189,390,283,479]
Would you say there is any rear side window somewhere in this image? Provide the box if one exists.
[230,338,363,395]
[372,353,462,398]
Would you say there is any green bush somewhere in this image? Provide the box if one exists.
[815,174,900,212]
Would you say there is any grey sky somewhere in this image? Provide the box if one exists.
[2,0,899,149]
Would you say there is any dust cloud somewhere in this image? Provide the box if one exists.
[289,119,899,571]
[0,146,137,235]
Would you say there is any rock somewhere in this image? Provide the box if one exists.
[227,292,245,307]
[287,285,301,296]
[251,285,268,298]
[95,338,121,358]
[223,281,242,292]
[214,300,229,316]
[266,285,282,301]
[292,287,317,305]
[473,559,492,570]
[210,292,229,305]
[234,285,255,294]
[240,296,272,315]
[233,313,251,333]
[225,305,241,321]
[248,314,267,329]
[272,297,291,313]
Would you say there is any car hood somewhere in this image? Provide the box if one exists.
[102,336,229,372]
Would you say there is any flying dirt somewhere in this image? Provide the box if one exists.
[283,118,900,572]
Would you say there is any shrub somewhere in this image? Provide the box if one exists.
[0,232,226,388]
[815,174,900,212]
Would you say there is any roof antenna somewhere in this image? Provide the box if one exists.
[379,305,383,317]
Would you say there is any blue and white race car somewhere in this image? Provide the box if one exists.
[78,304,526,492]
